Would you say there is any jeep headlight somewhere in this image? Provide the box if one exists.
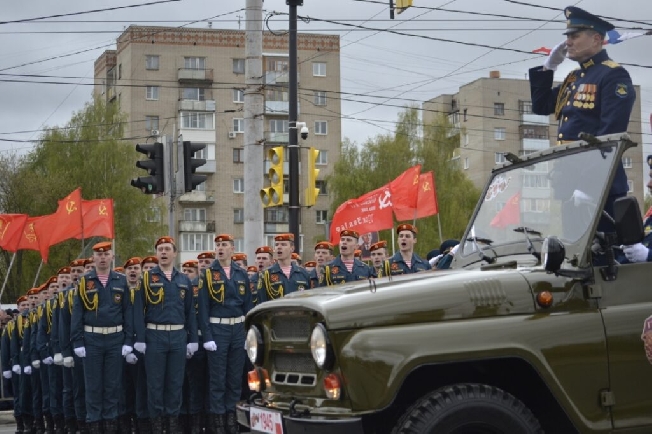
[310,323,334,369]
[245,326,263,365]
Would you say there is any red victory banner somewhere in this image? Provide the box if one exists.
[330,185,395,245]
[17,215,58,262]
[394,171,438,221]
[48,188,83,246]
[0,214,28,253]
[388,165,421,216]
[490,192,521,228]
[78,199,115,239]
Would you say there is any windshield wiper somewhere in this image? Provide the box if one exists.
[466,236,497,264]
[513,227,542,262]
[466,236,493,245]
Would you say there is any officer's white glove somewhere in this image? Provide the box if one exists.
[121,345,133,357]
[186,342,198,359]
[24,366,32,375]
[203,340,217,352]
[31,360,40,369]
[74,347,86,358]
[53,353,63,365]
[125,353,138,365]
[449,244,460,256]
[543,40,567,71]
[2,371,11,379]
[63,357,74,368]
[134,342,146,354]
[623,243,650,263]
[42,356,53,365]
[571,189,592,207]
[12,365,21,375]
[429,254,443,267]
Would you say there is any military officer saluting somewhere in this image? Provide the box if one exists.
[258,234,311,302]
[319,230,376,286]
[385,224,431,275]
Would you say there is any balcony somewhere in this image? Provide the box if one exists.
[178,220,216,233]
[178,190,216,204]
[265,131,289,144]
[264,71,299,85]
[197,159,216,173]
[521,113,550,126]
[521,138,550,151]
[179,100,216,112]
[265,101,300,116]
[178,68,213,83]
[106,86,116,102]
[264,223,289,233]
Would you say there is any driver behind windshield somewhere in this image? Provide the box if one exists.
[618,154,652,263]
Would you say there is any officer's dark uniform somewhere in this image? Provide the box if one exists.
[133,241,198,433]
[38,279,63,432]
[2,314,22,431]
[197,237,253,433]
[385,251,431,274]
[13,307,35,432]
[258,262,312,302]
[318,256,376,286]
[529,6,635,232]
[71,246,134,431]
[28,303,45,433]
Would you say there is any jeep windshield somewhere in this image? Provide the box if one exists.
[459,141,620,263]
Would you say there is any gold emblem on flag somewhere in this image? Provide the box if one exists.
[98,201,108,216]
[422,181,431,192]
[66,200,78,215]
[0,218,8,241]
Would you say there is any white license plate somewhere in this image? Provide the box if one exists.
[250,406,284,434]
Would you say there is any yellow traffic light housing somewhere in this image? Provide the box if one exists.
[396,0,413,14]
[260,146,284,208]
[304,147,320,207]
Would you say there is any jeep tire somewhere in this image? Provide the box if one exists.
[392,383,543,434]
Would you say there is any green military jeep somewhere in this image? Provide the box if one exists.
[238,136,652,433]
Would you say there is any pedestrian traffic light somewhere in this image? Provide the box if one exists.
[304,147,320,207]
[260,146,284,208]
[131,142,164,194]
[182,141,207,192]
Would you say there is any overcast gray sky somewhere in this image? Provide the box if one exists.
[1,0,650,165]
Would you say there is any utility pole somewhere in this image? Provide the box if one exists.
[288,0,303,251]
[244,0,265,258]
[168,133,177,238]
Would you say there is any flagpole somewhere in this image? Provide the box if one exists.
[391,227,395,256]
[112,239,116,269]
[437,214,443,245]
[32,260,44,287]
[0,252,17,304]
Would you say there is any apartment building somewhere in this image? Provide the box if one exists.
[423,71,644,212]
[94,26,341,263]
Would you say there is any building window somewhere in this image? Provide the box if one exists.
[193,182,206,192]
[182,88,205,101]
[464,157,469,170]
[233,208,244,224]
[146,55,159,70]
[233,178,245,193]
[189,143,209,160]
[314,121,327,135]
[270,119,288,133]
[494,103,505,116]
[234,239,244,253]
[233,118,244,133]
[181,112,214,129]
[314,91,326,106]
[181,233,212,252]
[523,174,550,188]
[494,127,506,140]
[267,59,289,72]
[519,100,533,114]
[233,89,244,103]
[316,210,327,224]
[145,116,159,132]
[184,57,205,70]
[233,148,244,163]
[463,108,467,122]
[184,208,206,222]
[622,156,633,168]
[316,180,327,195]
[627,180,634,193]
[313,62,326,77]
[265,89,289,102]
[265,207,289,223]
[118,64,122,79]
[233,58,245,74]
[146,86,159,100]
[316,150,328,165]
[521,126,548,139]
[495,153,506,164]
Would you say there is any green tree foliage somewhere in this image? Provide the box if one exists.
[0,95,166,301]
[328,107,480,256]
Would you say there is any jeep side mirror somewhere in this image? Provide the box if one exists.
[542,237,565,273]
[614,196,643,246]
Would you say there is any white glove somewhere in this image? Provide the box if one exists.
[74,347,86,358]
[24,366,32,375]
[42,357,53,365]
[623,243,650,263]
[186,342,198,357]
[12,365,21,375]
[31,360,40,369]
[63,357,74,368]
[203,340,217,351]
[53,353,63,365]
[2,371,11,379]
[429,254,443,267]
[125,353,138,364]
[543,40,567,71]
[571,189,592,207]
[449,244,459,256]
[121,345,133,357]
[134,342,146,354]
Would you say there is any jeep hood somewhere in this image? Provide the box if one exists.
[248,269,536,330]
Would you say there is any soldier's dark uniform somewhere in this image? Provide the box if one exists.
[529,6,635,232]
[28,300,46,433]
[3,310,22,431]
[257,261,311,302]
[38,277,63,433]
[13,304,35,433]
[318,256,376,286]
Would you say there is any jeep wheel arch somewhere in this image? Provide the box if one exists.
[391,383,543,434]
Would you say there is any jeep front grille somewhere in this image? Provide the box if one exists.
[270,315,311,341]
[273,352,316,374]
[272,372,317,387]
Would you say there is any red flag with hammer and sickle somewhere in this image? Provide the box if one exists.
[0,214,28,253]
[78,199,115,239]
[48,188,83,246]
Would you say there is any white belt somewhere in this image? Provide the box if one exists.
[209,316,245,325]
[197,330,202,336]
[146,323,184,331]
[84,325,123,335]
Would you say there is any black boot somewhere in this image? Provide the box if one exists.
[53,415,65,434]
[35,415,46,434]
[88,421,102,434]
[64,419,76,434]
[167,416,180,434]
[189,414,202,434]
[22,415,34,434]
[43,413,54,434]
[118,414,131,434]
[15,415,25,434]
[76,420,88,434]
[209,414,226,434]
[104,419,118,434]
[137,419,151,434]
[151,417,163,433]
[225,412,238,434]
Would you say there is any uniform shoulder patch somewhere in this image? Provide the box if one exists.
[602,60,620,68]
[615,83,629,98]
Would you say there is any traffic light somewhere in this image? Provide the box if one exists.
[131,142,164,194]
[396,0,413,14]
[304,147,320,207]
[182,141,207,192]
[260,146,284,207]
